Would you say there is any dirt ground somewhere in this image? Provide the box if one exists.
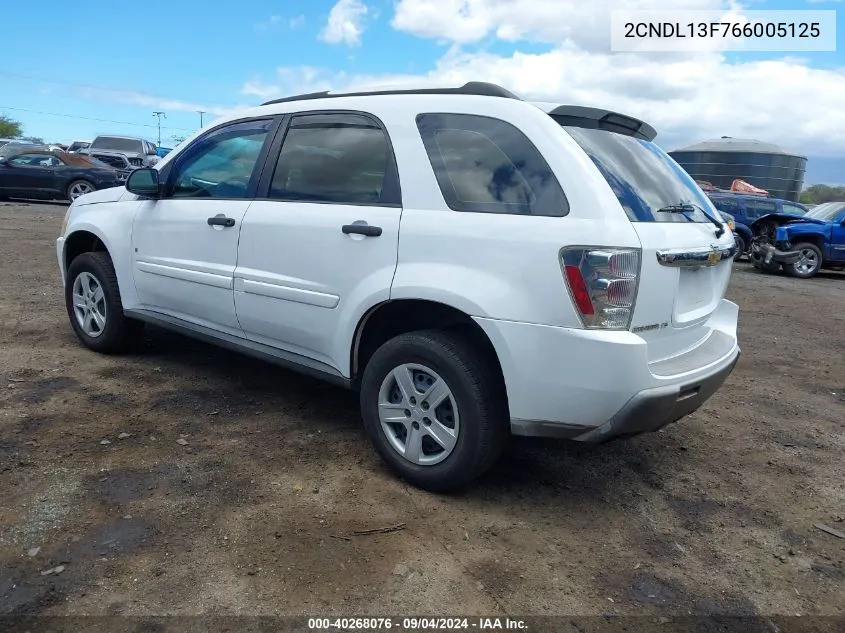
[1,201,843,622]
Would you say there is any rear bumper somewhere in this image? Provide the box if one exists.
[474,299,740,442]
[513,348,739,442]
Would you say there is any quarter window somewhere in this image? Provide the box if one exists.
[416,113,568,216]
[268,113,395,205]
[167,119,273,199]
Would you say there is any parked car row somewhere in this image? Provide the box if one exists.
[0,147,121,202]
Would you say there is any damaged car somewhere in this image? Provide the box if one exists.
[749,201,845,278]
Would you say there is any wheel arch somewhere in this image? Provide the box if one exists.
[350,299,509,408]
[63,228,110,273]
[790,235,826,260]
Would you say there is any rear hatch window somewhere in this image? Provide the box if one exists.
[563,126,715,224]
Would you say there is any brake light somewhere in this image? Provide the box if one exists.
[564,266,595,316]
[561,247,641,330]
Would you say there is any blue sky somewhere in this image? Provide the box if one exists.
[3,0,845,161]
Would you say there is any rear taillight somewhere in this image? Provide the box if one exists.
[560,247,641,330]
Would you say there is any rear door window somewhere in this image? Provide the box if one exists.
[416,113,568,216]
[563,125,715,223]
[268,112,398,205]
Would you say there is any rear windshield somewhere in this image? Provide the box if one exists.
[563,126,714,223]
[91,137,142,152]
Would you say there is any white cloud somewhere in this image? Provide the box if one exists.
[241,44,845,157]
[391,0,734,50]
[320,0,369,46]
[255,15,282,32]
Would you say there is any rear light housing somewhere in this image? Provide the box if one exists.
[560,247,641,330]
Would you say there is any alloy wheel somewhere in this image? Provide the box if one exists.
[71,272,107,337]
[69,181,93,200]
[377,363,460,466]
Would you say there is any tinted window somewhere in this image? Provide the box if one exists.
[743,199,777,219]
[168,119,273,199]
[416,113,568,216]
[91,137,143,153]
[711,197,740,214]
[564,125,713,223]
[269,114,393,205]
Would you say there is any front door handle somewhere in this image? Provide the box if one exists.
[208,216,236,228]
[342,222,382,237]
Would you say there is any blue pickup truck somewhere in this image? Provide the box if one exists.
[749,201,845,278]
[707,192,809,259]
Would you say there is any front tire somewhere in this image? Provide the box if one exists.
[788,243,823,279]
[359,330,509,492]
[65,252,143,353]
[733,235,747,261]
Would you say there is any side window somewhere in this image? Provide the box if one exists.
[9,153,52,167]
[744,199,776,219]
[166,119,274,199]
[268,113,396,205]
[781,203,806,216]
[711,198,739,215]
[416,113,568,216]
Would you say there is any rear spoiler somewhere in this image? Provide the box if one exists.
[546,105,657,142]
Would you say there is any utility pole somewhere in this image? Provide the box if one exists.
[197,110,206,127]
[152,111,166,146]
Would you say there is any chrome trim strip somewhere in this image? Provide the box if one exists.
[656,243,737,268]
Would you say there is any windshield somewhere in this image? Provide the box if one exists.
[805,201,845,221]
[563,126,714,223]
[91,137,143,153]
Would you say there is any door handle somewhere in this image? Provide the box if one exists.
[342,223,382,237]
[208,216,236,228]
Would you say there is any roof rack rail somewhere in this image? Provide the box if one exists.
[547,105,657,142]
[260,81,521,106]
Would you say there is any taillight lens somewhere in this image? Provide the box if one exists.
[561,247,641,330]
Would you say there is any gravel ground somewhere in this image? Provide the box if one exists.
[0,201,843,622]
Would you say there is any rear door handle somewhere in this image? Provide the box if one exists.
[342,223,382,237]
[208,216,236,228]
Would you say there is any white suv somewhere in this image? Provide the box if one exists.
[56,82,740,491]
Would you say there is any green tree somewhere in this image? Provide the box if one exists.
[19,135,44,144]
[799,184,845,204]
[0,114,23,138]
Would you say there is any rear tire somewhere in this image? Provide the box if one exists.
[65,252,144,354]
[66,179,95,202]
[788,243,823,279]
[359,329,509,492]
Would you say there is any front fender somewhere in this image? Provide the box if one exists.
[63,200,141,308]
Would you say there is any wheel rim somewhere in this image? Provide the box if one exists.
[377,363,460,466]
[71,272,107,337]
[794,249,819,275]
[69,182,93,200]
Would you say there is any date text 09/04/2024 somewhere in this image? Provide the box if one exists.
[307,617,527,630]
[623,21,821,39]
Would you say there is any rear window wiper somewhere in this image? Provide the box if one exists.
[655,203,725,238]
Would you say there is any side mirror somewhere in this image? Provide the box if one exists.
[126,168,161,198]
